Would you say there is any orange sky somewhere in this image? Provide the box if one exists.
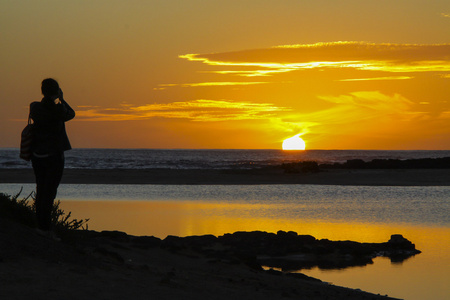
[1,1,449,149]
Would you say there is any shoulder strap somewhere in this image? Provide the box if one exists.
[28,110,32,125]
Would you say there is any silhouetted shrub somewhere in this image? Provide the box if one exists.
[0,189,89,231]
[0,189,36,227]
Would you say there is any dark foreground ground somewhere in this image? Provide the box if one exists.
[0,215,405,300]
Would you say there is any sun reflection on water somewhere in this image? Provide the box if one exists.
[60,199,449,300]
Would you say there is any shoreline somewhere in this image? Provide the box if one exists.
[1,168,449,186]
[1,215,402,300]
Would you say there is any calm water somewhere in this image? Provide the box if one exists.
[4,184,448,227]
[1,183,449,300]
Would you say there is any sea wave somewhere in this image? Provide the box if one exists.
[1,148,449,170]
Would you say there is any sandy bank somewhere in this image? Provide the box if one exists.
[1,168,449,185]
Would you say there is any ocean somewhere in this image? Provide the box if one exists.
[1,148,450,169]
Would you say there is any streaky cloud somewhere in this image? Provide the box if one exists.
[282,91,431,137]
[254,91,428,141]
[159,81,268,87]
[339,76,413,82]
[75,99,291,122]
[180,42,450,76]
[317,91,414,112]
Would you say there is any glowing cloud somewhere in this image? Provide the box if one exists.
[255,90,430,148]
[339,76,413,82]
[76,100,291,122]
[318,91,414,110]
[180,42,450,77]
[158,82,268,88]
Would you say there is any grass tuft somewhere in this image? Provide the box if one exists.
[0,188,89,232]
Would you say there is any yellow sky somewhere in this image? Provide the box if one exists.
[1,0,449,149]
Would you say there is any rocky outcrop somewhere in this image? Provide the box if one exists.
[75,230,420,272]
[320,157,450,169]
[282,161,320,173]
[157,230,420,271]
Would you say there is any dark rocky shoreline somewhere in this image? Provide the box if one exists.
[321,157,450,169]
[281,157,450,173]
[2,216,405,299]
[76,230,420,274]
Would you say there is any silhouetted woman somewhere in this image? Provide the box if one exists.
[30,78,75,234]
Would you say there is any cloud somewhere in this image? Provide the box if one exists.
[180,42,450,77]
[248,91,424,140]
[317,91,414,115]
[158,81,268,88]
[76,99,291,122]
[338,76,413,82]
[274,91,427,139]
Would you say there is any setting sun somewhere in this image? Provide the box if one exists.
[282,135,306,150]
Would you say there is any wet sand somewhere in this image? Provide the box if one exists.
[1,168,449,185]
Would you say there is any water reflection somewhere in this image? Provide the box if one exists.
[59,199,449,300]
[0,180,447,300]
[3,183,449,227]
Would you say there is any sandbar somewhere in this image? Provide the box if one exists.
[1,168,449,185]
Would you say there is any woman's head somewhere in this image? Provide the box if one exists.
[41,78,60,98]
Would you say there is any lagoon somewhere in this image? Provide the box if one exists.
[2,183,449,300]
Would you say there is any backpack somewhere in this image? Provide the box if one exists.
[19,113,34,161]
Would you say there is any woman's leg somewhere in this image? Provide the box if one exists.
[32,154,64,231]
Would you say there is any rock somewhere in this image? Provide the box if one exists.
[183,234,217,249]
[131,236,161,249]
[382,234,421,262]
[281,161,320,173]
[161,235,184,251]
[388,234,414,248]
[99,230,130,243]
[320,157,450,169]
[156,231,420,272]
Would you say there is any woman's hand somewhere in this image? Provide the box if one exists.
[58,88,64,101]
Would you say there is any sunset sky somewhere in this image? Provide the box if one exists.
[1,0,449,149]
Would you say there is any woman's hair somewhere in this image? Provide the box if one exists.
[41,78,59,97]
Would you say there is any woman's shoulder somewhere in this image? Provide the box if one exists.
[30,101,49,119]
[30,101,42,109]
